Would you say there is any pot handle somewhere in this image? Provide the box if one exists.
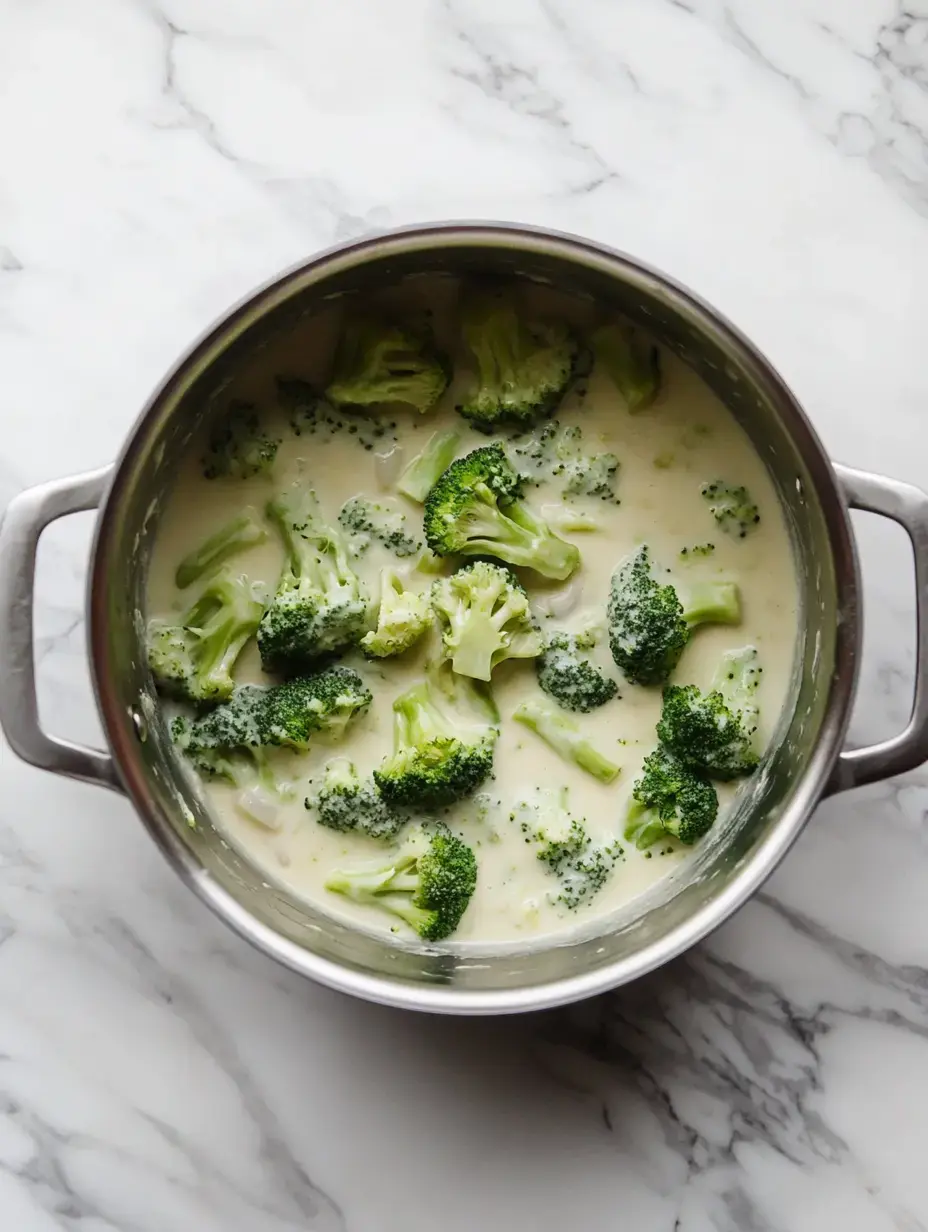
[830,464,928,792]
[0,467,123,792]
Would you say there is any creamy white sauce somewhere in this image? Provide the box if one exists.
[146,279,798,948]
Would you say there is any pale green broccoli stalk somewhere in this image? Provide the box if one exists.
[325,319,450,414]
[361,569,433,658]
[325,823,477,941]
[536,628,618,713]
[592,322,661,412]
[374,679,497,809]
[174,512,268,590]
[338,496,421,558]
[257,486,369,674]
[511,787,622,909]
[701,481,760,538]
[657,646,762,780]
[624,747,718,850]
[428,657,500,725]
[423,444,580,581]
[148,574,265,704]
[202,401,280,480]
[432,561,542,681]
[513,698,620,784]
[398,430,461,502]
[458,290,580,432]
[607,547,742,687]
[308,757,404,840]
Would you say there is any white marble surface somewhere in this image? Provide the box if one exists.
[2,0,928,1227]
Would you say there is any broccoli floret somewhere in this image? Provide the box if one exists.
[679,543,716,561]
[458,290,580,432]
[257,486,369,673]
[174,512,268,591]
[625,747,718,849]
[361,569,433,658]
[308,757,404,840]
[325,320,450,415]
[325,823,477,941]
[536,629,618,713]
[432,561,542,682]
[276,377,396,450]
[510,421,619,503]
[607,547,742,687]
[398,430,461,502]
[338,496,421,558]
[374,679,496,809]
[423,444,579,581]
[592,322,661,412]
[428,657,500,725]
[148,574,264,704]
[657,646,762,780]
[512,787,622,909]
[513,698,620,784]
[202,401,280,480]
[262,666,372,750]
[701,481,760,538]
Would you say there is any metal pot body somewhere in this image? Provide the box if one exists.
[3,224,928,1014]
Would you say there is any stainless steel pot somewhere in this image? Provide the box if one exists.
[2,223,927,1015]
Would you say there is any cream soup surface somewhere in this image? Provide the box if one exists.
[147,280,799,948]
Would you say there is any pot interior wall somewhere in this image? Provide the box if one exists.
[93,232,854,997]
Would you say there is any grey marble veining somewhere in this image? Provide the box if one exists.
[2,0,928,1227]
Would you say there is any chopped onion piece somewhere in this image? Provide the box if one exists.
[536,578,583,619]
[374,444,405,489]
[236,786,281,830]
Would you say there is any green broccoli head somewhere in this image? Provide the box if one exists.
[423,444,579,581]
[701,481,760,538]
[325,319,450,414]
[592,322,661,412]
[625,748,718,849]
[512,787,622,909]
[325,823,478,941]
[148,574,265,704]
[361,568,433,659]
[657,647,762,780]
[202,401,280,480]
[432,561,542,682]
[257,486,370,674]
[338,496,421,558]
[536,629,618,713]
[458,290,579,432]
[309,757,405,840]
[374,679,497,810]
[512,698,620,784]
[174,512,268,590]
[261,666,372,750]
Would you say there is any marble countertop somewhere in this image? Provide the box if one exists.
[2,1,928,1227]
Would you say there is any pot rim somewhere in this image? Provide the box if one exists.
[87,221,860,1014]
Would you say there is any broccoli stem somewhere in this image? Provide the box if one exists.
[174,512,267,590]
[682,581,741,627]
[463,485,579,581]
[513,699,620,784]
[398,430,461,502]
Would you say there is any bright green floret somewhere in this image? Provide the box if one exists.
[361,568,433,658]
[512,787,622,909]
[458,290,580,432]
[175,512,267,591]
[536,628,618,713]
[257,486,369,674]
[148,574,264,704]
[657,646,762,780]
[423,444,579,581]
[202,401,280,480]
[701,481,760,538]
[325,319,450,414]
[592,322,661,412]
[325,823,477,941]
[338,496,420,558]
[398,429,461,502]
[513,698,620,784]
[374,679,497,809]
[625,747,718,850]
[309,757,404,840]
[432,561,542,682]
[607,547,742,687]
